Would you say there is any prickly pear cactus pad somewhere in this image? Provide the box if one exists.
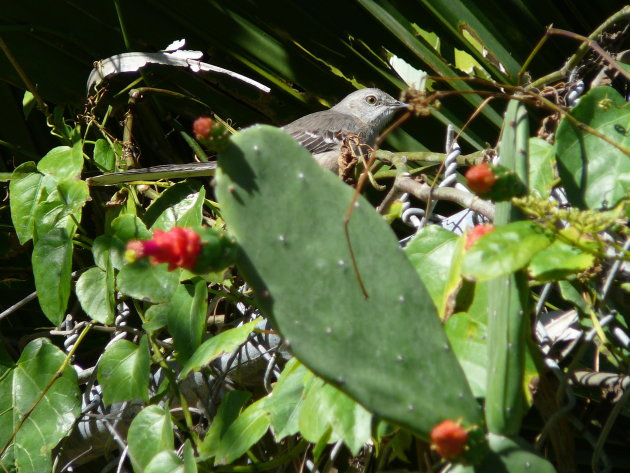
[215,126,482,436]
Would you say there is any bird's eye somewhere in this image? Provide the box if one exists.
[365,95,378,105]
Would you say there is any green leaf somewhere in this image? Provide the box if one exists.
[32,228,73,325]
[528,138,555,198]
[446,281,538,400]
[298,376,333,444]
[2,338,80,473]
[556,86,630,209]
[33,179,88,240]
[111,213,153,241]
[451,433,556,473]
[94,214,151,271]
[144,180,206,230]
[357,0,503,131]
[22,90,35,118]
[167,279,208,362]
[144,303,170,332]
[484,100,531,437]
[37,144,83,180]
[558,280,587,313]
[93,139,117,171]
[127,405,174,471]
[405,225,461,317]
[143,443,197,473]
[183,440,198,473]
[145,451,183,473]
[199,390,251,458]
[214,398,270,465]
[92,234,126,271]
[97,336,150,405]
[264,358,308,440]
[445,282,490,398]
[9,162,45,244]
[76,266,115,324]
[117,259,180,303]
[318,382,372,455]
[529,239,595,281]
[462,221,553,281]
[415,1,522,78]
[179,318,262,378]
[216,126,482,437]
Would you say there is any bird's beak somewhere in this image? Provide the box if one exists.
[391,100,409,109]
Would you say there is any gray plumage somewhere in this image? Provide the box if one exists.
[282,88,407,171]
[87,88,405,185]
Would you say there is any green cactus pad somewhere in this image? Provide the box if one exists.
[216,126,482,437]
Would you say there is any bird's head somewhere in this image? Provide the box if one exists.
[332,88,408,128]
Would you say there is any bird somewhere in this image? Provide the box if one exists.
[87,88,407,185]
[281,88,407,172]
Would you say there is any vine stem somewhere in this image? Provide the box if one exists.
[0,323,93,458]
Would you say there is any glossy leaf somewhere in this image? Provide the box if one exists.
[445,282,490,398]
[556,86,630,209]
[76,266,115,324]
[446,281,538,401]
[145,451,183,473]
[264,358,308,440]
[213,398,270,465]
[31,228,73,325]
[37,144,83,180]
[529,239,595,281]
[33,179,88,240]
[127,405,174,471]
[3,338,80,473]
[167,279,208,362]
[9,162,45,244]
[405,225,461,318]
[143,303,170,333]
[462,221,553,282]
[200,390,251,458]
[94,214,152,271]
[144,180,205,230]
[179,318,262,378]
[93,138,117,171]
[299,376,333,444]
[528,138,555,198]
[318,381,372,454]
[117,259,180,304]
[97,336,150,405]
[111,213,153,241]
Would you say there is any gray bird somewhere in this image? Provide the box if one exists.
[282,88,407,172]
[87,88,406,185]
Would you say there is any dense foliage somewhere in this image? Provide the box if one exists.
[0,2,629,473]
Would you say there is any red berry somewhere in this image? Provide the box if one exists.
[430,420,468,459]
[465,163,496,195]
[193,117,214,139]
[465,224,495,249]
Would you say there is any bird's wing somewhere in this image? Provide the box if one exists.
[282,112,364,155]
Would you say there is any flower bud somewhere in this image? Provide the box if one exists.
[430,419,468,460]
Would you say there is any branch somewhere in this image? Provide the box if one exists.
[395,176,495,221]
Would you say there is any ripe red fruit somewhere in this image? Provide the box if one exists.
[465,224,495,249]
[193,117,214,139]
[126,227,201,271]
[430,419,468,459]
[465,163,496,195]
